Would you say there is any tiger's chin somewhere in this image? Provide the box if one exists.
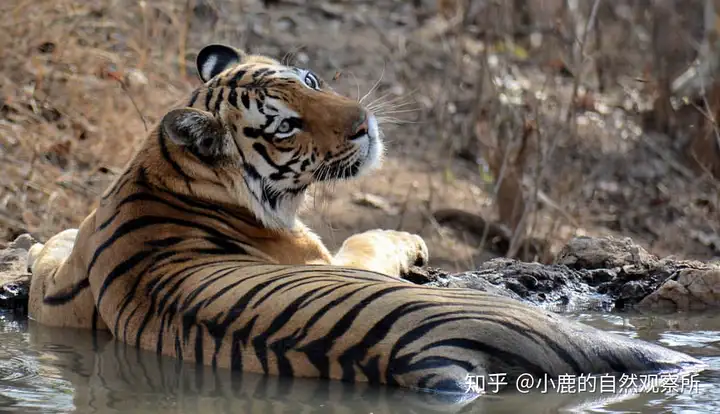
[354,113,384,178]
[355,128,384,178]
[233,147,383,230]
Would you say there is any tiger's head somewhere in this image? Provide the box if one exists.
[152,44,384,228]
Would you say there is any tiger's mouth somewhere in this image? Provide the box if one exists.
[313,113,383,182]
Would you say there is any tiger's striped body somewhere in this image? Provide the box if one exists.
[28,44,702,394]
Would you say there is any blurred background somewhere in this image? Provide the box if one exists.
[1,0,719,272]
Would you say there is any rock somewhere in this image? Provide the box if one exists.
[403,266,446,284]
[639,267,720,311]
[423,257,612,312]
[0,234,34,314]
[556,236,657,270]
[402,235,720,312]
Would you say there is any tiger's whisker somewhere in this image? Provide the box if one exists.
[358,61,387,105]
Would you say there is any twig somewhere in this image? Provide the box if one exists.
[565,0,602,124]
[116,78,148,132]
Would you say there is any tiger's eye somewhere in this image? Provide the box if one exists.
[304,73,319,89]
[277,120,292,133]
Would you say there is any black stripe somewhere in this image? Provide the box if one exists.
[296,282,347,310]
[421,312,587,374]
[205,87,214,110]
[101,169,134,201]
[251,277,344,310]
[298,285,412,378]
[230,316,258,371]
[96,249,155,307]
[122,300,143,344]
[175,328,183,361]
[252,143,295,176]
[214,88,224,113]
[200,269,302,359]
[195,324,204,365]
[228,88,238,108]
[91,307,101,331]
[115,249,178,338]
[226,69,246,88]
[42,277,90,305]
[240,91,250,109]
[338,301,438,382]
[123,186,251,233]
[158,129,194,188]
[89,214,242,280]
[420,337,547,378]
[97,210,121,231]
[180,266,239,309]
[152,260,218,314]
[188,89,200,106]
[253,288,320,375]
[405,355,476,372]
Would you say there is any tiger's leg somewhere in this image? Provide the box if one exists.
[330,229,429,277]
[27,215,108,330]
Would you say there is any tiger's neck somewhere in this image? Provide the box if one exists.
[96,133,334,265]
[118,129,309,231]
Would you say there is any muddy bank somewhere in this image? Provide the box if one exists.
[407,236,720,312]
[2,234,719,315]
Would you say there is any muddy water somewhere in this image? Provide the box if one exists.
[0,310,717,413]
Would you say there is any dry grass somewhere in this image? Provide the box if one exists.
[0,0,195,242]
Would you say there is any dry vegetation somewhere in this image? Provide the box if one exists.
[1,0,720,271]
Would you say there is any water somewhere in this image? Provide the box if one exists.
[0,310,718,413]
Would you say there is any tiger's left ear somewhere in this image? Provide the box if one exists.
[196,44,246,83]
[161,108,228,160]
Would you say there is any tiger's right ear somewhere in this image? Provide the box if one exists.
[196,44,246,83]
[161,108,228,160]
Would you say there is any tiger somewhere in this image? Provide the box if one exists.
[27,43,703,395]
[25,321,651,414]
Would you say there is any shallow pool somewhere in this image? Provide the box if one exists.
[0,310,717,413]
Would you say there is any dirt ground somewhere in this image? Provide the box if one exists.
[1,0,719,272]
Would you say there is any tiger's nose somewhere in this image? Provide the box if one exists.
[348,110,369,141]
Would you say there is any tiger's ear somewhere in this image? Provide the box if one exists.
[196,44,246,83]
[161,108,227,159]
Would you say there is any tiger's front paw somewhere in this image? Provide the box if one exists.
[374,229,429,273]
[337,229,429,277]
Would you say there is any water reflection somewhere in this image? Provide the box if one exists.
[0,311,716,413]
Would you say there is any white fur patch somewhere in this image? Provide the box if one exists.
[241,97,300,132]
[242,99,268,127]
[354,113,384,177]
[201,55,218,82]
[227,174,303,229]
[368,114,379,140]
[264,98,299,118]
[177,112,207,134]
